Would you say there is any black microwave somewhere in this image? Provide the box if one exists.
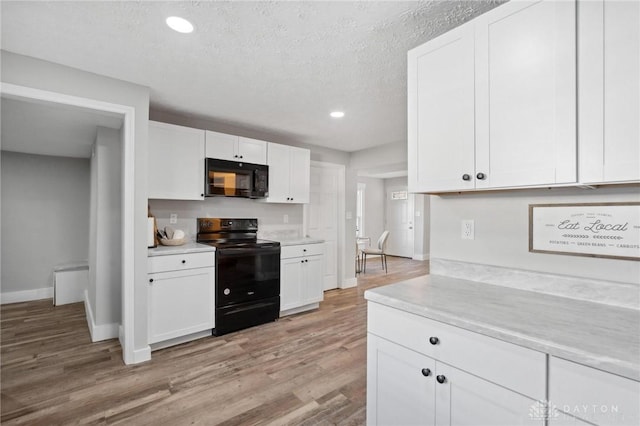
[205,158,269,198]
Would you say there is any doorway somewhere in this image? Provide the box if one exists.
[385,185,414,258]
[1,83,137,364]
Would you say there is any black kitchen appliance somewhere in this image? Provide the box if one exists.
[205,158,269,199]
[196,218,280,336]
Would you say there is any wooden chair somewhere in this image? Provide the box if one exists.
[362,231,390,273]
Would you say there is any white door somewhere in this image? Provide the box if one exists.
[385,186,414,258]
[305,163,340,290]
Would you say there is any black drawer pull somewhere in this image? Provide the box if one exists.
[421,368,431,377]
[436,375,446,384]
[476,172,486,180]
[429,336,439,345]
[462,174,471,181]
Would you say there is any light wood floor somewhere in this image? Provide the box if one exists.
[1,256,428,425]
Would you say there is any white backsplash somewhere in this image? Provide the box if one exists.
[149,197,304,242]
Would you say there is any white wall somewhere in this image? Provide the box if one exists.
[413,194,430,260]
[88,127,121,332]
[350,141,407,176]
[357,177,385,243]
[430,186,640,284]
[1,50,151,356]
[1,151,90,297]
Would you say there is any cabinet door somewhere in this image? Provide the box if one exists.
[280,257,303,311]
[265,142,291,203]
[205,130,238,161]
[289,146,310,203]
[549,356,640,426]
[408,21,476,193]
[579,0,640,184]
[475,0,577,188]
[367,334,436,426]
[435,362,541,426]
[238,137,267,164]
[148,121,205,200]
[302,255,323,305]
[148,267,214,344]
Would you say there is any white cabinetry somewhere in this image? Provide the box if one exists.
[280,243,324,315]
[263,142,310,203]
[148,121,205,200]
[408,0,577,193]
[579,0,640,184]
[367,302,546,425]
[549,356,640,426]
[205,130,267,165]
[147,252,215,346]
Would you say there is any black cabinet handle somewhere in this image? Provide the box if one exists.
[181,260,186,264]
[305,259,308,263]
[462,174,471,181]
[301,260,305,263]
[421,368,431,377]
[436,375,446,384]
[149,278,154,283]
[476,172,486,180]
[200,193,204,197]
[429,336,439,345]
[303,249,307,252]
[240,155,243,159]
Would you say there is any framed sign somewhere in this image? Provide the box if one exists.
[529,202,640,261]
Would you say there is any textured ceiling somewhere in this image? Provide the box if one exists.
[1,1,503,153]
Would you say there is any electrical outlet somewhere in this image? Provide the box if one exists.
[283,214,289,224]
[461,220,474,240]
[169,213,178,224]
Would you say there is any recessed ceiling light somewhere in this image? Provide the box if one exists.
[166,16,194,33]
[330,111,345,118]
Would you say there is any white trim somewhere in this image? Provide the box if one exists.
[131,346,152,364]
[1,83,138,364]
[83,290,119,342]
[341,277,358,289]
[279,303,320,317]
[412,254,430,261]
[1,287,53,304]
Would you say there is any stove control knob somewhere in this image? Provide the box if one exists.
[224,288,231,296]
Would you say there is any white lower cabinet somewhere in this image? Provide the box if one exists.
[549,356,640,426]
[280,243,324,315]
[147,252,215,345]
[367,302,546,426]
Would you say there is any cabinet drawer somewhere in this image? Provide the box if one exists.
[368,302,546,400]
[148,252,215,274]
[281,243,324,259]
[549,356,640,425]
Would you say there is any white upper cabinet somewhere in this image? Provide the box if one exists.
[408,0,578,193]
[408,21,476,193]
[263,142,310,203]
[579,0,640,184]
[474,0,577,189]
[205,130,267,165]
[148,121,205,200]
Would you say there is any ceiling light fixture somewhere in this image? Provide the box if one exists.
[330,111,345,118]
[166,16,194,33]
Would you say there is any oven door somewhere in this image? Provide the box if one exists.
[215,245,280,307]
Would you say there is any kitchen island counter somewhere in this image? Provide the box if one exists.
[365,274,640,381]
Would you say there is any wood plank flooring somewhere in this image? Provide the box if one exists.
[1,256,428,425]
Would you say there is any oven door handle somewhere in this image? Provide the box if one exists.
[217,246,281,257]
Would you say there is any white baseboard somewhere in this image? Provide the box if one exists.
[149,330,211,352]
[280,302,320,317]
[341,277,358,289]
[1,287,53,304]
[412,253,430,261]
[127,345,151,365]
[83,290,119,342]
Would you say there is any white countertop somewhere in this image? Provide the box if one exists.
[365,274,640,381]
[148,242,215,257]
[277,237,324,246]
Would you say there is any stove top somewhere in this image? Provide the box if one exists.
[199,239,280,249]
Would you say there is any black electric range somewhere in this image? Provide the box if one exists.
[196,218,280,336]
